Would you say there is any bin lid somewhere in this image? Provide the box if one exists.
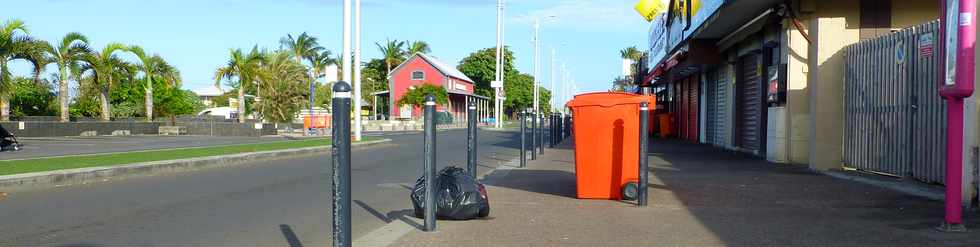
[565,92,655,108]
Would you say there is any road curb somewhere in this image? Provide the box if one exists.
[0,138,392,192]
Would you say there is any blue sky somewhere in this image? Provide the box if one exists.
[6,0,650,97]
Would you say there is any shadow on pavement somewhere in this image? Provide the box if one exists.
[354,200,424,231]
[647,138,980,246]
[278,224,304,247]
[482,169,577,199]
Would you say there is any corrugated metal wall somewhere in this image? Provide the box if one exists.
[843,20,946,184]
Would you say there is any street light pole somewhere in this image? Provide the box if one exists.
[550,48,556,111]
[561,62,566,114]
[494,0,505,128]
[533,19,540,114]
[353,0,362,141]
[342,0,352,91]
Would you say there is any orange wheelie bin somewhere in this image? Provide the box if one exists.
[566,92,655,200]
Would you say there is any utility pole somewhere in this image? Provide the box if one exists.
[550,48,556,111]
[561,62,567,114]
[342,0,352,93]
[494,0,505,128]
[353,0,362,141]
[533,19,540,114]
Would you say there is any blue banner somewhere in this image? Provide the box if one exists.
[647,0,727,67]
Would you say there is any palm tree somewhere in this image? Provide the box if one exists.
[0,19,46,121]
[619,46,645,79]
[41,32,91,122]
[255,51,308,122]
[126,45,180,122]
[620,46,643,61]
[214,47,263,123]
[307,50,335,82]
[407,40,431,55]
[280,32,323,66]
[375,39,406,76]
[280,32,326,112]
[79,43,130,121]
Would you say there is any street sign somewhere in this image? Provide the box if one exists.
[491,80,503,88]
[919,33,934,57]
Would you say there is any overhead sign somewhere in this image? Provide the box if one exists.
[491,80,503,88]
[634,0,666,22]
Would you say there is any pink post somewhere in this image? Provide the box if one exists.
[939,0,975,232]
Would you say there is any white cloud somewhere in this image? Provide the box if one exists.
[511,0,649,32]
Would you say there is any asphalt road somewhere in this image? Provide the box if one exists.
[0,128,537,247]
[0,132,417,161]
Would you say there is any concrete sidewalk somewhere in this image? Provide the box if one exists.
[391,139,980,247]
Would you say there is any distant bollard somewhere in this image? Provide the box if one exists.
[549,114,555,148]
[520,110,527,168]
[538,114,545,154]
[638,102,650,207]
[530,111,537,161]
[467,102,478,177]
[330,81,352,247]
[423,94,437,232]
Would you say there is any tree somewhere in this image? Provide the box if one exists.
[41,32,90,122]
[359,58,389,112]
[214,47,264,123]
[307,50,335,109]
[79,43,131,121]
[9,76,57,118]
[396,84,448,108]
[280,32,323,66]
[457,46,515,100]
[125,45,180,121]
[407,40,430,55]
[610,76,632,92]
[155,86,204,125]
[620,46,644,61]
[0,19,46,121]
[502,72,536,116]
[375,39,406,76]
[255,51,308,123]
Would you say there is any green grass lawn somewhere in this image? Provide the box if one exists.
[0,137,376,176]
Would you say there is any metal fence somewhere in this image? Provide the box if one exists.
[843,20,946,184]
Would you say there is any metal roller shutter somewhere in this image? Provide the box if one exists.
[705,69,728,147]
[737,55,762,152]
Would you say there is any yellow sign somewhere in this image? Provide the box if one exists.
[672,0,701,17]
[634,0,666,22]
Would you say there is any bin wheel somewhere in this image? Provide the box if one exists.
[621,182,638,201]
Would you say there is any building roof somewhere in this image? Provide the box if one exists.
[193,86,225,97]
[390,53,474,83]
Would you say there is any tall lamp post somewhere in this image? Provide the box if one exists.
[352,0,363,141]
[494,0,505,129]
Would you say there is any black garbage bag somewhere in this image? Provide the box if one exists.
[411,166,490,220]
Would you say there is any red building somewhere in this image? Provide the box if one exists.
[382,53,491,121]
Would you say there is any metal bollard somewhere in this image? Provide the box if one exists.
[530,111,537,161]
[423,94,437,232]
[638,102,650,207]
[520,110,527,168]
[556,114,563,143]
[331,81,352,247]
[538,114,545,154]
[467,102,478,178]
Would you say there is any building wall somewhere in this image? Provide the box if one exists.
[784,19,812,165]
[805,0,860,170]
[389,57,448,118]
[787,0,939,170]
[891,0,938,29]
